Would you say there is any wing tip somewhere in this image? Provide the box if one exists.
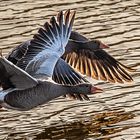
[117,61,137,72]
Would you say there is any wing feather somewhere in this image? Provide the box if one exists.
[16,10,75,77]
[0,57,38,90]
[62,49,134,83]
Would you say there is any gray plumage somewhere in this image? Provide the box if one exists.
[4,81,93,111]
[0,10,101,111]
[0,56,96,111]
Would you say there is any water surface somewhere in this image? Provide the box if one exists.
[0,0,140,139]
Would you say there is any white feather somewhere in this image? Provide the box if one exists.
[25,43,66,77]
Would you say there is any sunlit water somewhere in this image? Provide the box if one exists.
[0,0,140,139]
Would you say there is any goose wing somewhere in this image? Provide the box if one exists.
[5,30,87,65]
[53,58,88,85]
[6,40,89,86]
[0,56,38,90]
[6,40,30,65]
[70,31,88,41]
[62,40,135,83]
[16,10,75,78]
[6,40,90,100]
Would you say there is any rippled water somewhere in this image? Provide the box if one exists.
[0,0,140,139]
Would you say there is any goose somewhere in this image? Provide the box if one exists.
[0,10,102,111]
[7,30,135,84]
[5,15,135,100]
[6,10,135,84]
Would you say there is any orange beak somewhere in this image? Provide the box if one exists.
[100,43,109,49]
[91,86,103,94]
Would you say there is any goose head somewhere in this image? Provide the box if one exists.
[87,40,109,50]
[72,83,103,94]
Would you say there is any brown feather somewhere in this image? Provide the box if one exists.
[96,61,107,81]
[118,62,136,72]
[115,66,133,82]
[99,60,116,83]
[75,56,80,71]
[104,60,124,83]
[79,55,85,75]
[71,52,78,68]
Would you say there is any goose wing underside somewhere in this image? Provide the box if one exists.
[6,30,88,66]
[16,10,75,78]
[6,40,89,87]
[53,58,88,85]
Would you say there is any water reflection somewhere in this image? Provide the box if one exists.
[35,111,135,139]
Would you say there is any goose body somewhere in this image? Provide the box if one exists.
[0,57,101,111]
[0,78,99,111]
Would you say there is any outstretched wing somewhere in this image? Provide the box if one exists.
[16,10,75,78]
[62,47,135,83]
[6,40,89,87]
[62,31,135,83]
[0,56,38,90]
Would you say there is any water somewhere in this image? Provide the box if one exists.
[0,0,140,139]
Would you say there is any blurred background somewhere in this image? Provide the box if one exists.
[0,0,140,139]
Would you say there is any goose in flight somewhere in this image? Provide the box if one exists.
[7,30,135,84]
[5,10,135,100]
[0,10,102,111]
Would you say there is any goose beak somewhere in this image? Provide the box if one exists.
[100,43,109,49]
[91,86,103,94]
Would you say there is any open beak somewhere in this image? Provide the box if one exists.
[91,86,103,94]
[100,43,109,49]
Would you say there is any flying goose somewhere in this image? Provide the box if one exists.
[7,32,135,84]
[0,10,102,111]
[6,11,134,84]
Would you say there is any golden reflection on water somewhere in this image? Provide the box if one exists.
[34,111,135,140]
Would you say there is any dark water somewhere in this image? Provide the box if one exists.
[0,0,140,139]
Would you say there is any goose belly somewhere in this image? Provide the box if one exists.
[0,89,20,110]
[4,82,51,111]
